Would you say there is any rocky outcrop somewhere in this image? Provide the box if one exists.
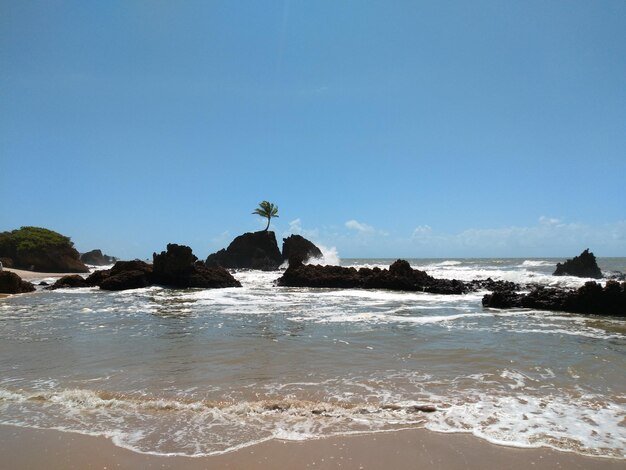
[46,275,90,290]
[85,269,112,286]
[0,227,88,273]
[282,235,323,265]
[80,249,117,266]
[153,244,241,288]
[206,231,283,270]
[0,271,36,294]
[553,249,602,279]
[90,245,241,291]
[99,260,153,291]
[482,281,626,317]
[100,269,151,291]
[277,259,467,294]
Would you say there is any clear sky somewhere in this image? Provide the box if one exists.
[1,0,625,259]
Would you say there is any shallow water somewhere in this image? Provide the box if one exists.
[0,258,624,458]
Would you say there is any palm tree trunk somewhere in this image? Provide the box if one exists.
[265,217,270,231]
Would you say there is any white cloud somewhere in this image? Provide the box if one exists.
[285,218,319,239]
[539,216,562,226]
[412,225,432,238]
[408,219,626,256]
[345,219,374,233]
[289,218,302,233]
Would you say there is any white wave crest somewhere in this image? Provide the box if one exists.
[521,260,552,267]
[306,244,340,266]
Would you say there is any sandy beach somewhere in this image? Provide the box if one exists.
[3,267,85,281]
[1,425,623,470]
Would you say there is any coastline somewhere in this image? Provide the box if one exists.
[3,267,84,281]
[0,425,623,470]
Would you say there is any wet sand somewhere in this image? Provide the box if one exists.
[1,425,623,470]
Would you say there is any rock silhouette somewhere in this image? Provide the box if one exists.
[553,249,602,279]
[206,231,283,270]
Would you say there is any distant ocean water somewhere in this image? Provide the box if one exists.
[0,257,624,458]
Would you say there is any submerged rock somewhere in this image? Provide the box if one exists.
[282,235,323,265]
[553,249,602,279]
[46,274,90,290]
[0,271,36,294]
[206,231,283,270]
[277,259,467,294]
[482,280,626,317]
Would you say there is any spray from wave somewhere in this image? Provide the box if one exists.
[306,244,340,266]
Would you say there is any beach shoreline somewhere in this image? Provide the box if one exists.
[0,424,623,470]
[3,267,86,281]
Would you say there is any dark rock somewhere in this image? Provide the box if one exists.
[407,405,437,413]
[481,290,525,309]
[0,227,89,273]
[80,249,117,266]
[0,257,14,268]
[96,247,241,291]
[277,259,468,294]
[0,271,36,294]
[153,244,197,276]
[279,264,361,288]
[99,260,153,291]
[389,259,413,277]
[184,262,242,289]
[45,275,90,290]
[282,235,323,266]
[110,260,152,276]
[206,231,283,270]
[482,281,626,317]
[469,278,521,292]
[553,249,602,279]
[38,281,49,286]
[605,271,626,281]
[153,244,241,288]
[85,269,111,286]
[100,270,151,291]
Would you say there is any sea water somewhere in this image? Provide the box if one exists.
[0,258,624,458]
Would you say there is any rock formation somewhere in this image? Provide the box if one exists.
[0,226,88,273]
[46,275,90,290]
[553,249,602,279]
[98,260,153,291]
[153,244,241,288]
[282,235,323,265]
[85,269,112,286]
[86,245,241,291]
[80,249,117,266]
[0,271,36,294]
[206,231,283,270]
[277,259,467,294]
[482,281,626,317]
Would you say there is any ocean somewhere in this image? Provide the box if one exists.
[1,257,624,459]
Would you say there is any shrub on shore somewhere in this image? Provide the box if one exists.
[0,226,88,273]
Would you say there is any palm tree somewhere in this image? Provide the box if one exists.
[252,201,279,231]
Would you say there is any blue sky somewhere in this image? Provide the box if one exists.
[1,0,625,259]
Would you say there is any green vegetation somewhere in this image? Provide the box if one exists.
[0,226,74,258]
[252,201,279,231]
